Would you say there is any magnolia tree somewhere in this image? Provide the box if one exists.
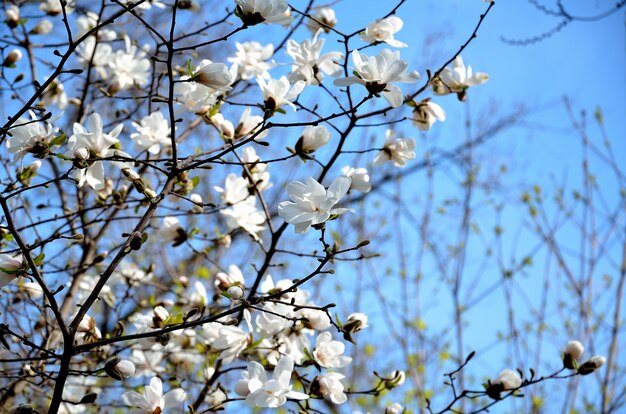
[0,1,620,413]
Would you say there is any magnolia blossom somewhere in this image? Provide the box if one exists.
[0,254,23,288]
[108,36,151,93]
[234,356,309,407]
[235,0,293,26]
[215,264,245,291]
[40,0,75,15]
[278,175,352,233]
[374,130,416,167]
[578,355,606,375]
[493,369,522,389]
[213,311,253,363]
[210,113,235,140]
[31,19,53,35]
[313,332,352,368]
[192,59,235,92]
[122,377,186,413]
[242,146,271,192]
[5,5,20,28]
[306,7,337,33]
[344,312,368,333]
[286,31,343,85]
[220,197,266,241]
[334,49,419,107]
[67,113,129,190]
[432,56,488,100]
[76,11,116,41]
[159,216,187,246]
[386,403,404,414]
[40,79,68,110]
[257,76,305,113]
[563,340,585,369]
[360,16,407,48]
[215,173,250,205]
[412,99,446,131]
[300,125,330,152]
[235,107,267,140]
[228,41,275,80]
[315,372,347,404]
[105,358,136,380]
[131,112,171,154]
[76,36,112,79]
[341,166,371,193]
[6,111,59,162]
[3,49,22,67]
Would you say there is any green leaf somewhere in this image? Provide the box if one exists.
[49,133,67,147]
[33,253,45,266]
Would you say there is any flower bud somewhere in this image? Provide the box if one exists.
[486,369,522,400]
[104,357,135,380]
[343,312,368,333]
[563,340,584,369]
[381,370,405,390]
[31,19,53,35]
[8,404,38,414]
[3,49,22,67]
[152,306,169,327]
[297,125,330,155]
[578,355,606,375]
[227,285,244,300]
[385,403,403,414]
[5,6,20,28]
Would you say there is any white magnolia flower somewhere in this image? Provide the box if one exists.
[374,130,416,167]
[386,402,404,414]
[313,332,352,368]
[492,369,522,390]
[76,11,116,41]
[334,49,419,107]
[3,49,22,67]
[578,355,606,375]
[432,56,488,100]
[76,315,101,343]
[360,16,407,48]
[105,358,136,380]
[131,112,171,154]
[210,113,235,140]
[242,146,272,192]
[300,125,330,152]
[215,264,245,291]
[40,0,75,15]
[235,356,309,407]
[6,111,59,162]
[21,281,43,298]
[344,312,368,333]
[286,31,343,85]
[215,173,250,205]
[412,99,446,131]
[563,340,585,369]
[213,311,253,364]
[31,19,53,35]
[315,372,347,404]
[192,59,236,92]
[257,76,305,113]
[229,41,275,80]
[0,254,23,288]
[278,175,352,234]
[122,377,186,413]
[235,107,267,140]
[76,36,112,79]
[174,77,218,111]
[220,198,266,241]
[341,166,371,193]
[108,36,150,93]
[235,0,293,26]
[40,79,68,110]
[67,113,129,190]
[159,216,186,246]
[118,0,166,9]
[306,7,337,34]
[5,5,20,28]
